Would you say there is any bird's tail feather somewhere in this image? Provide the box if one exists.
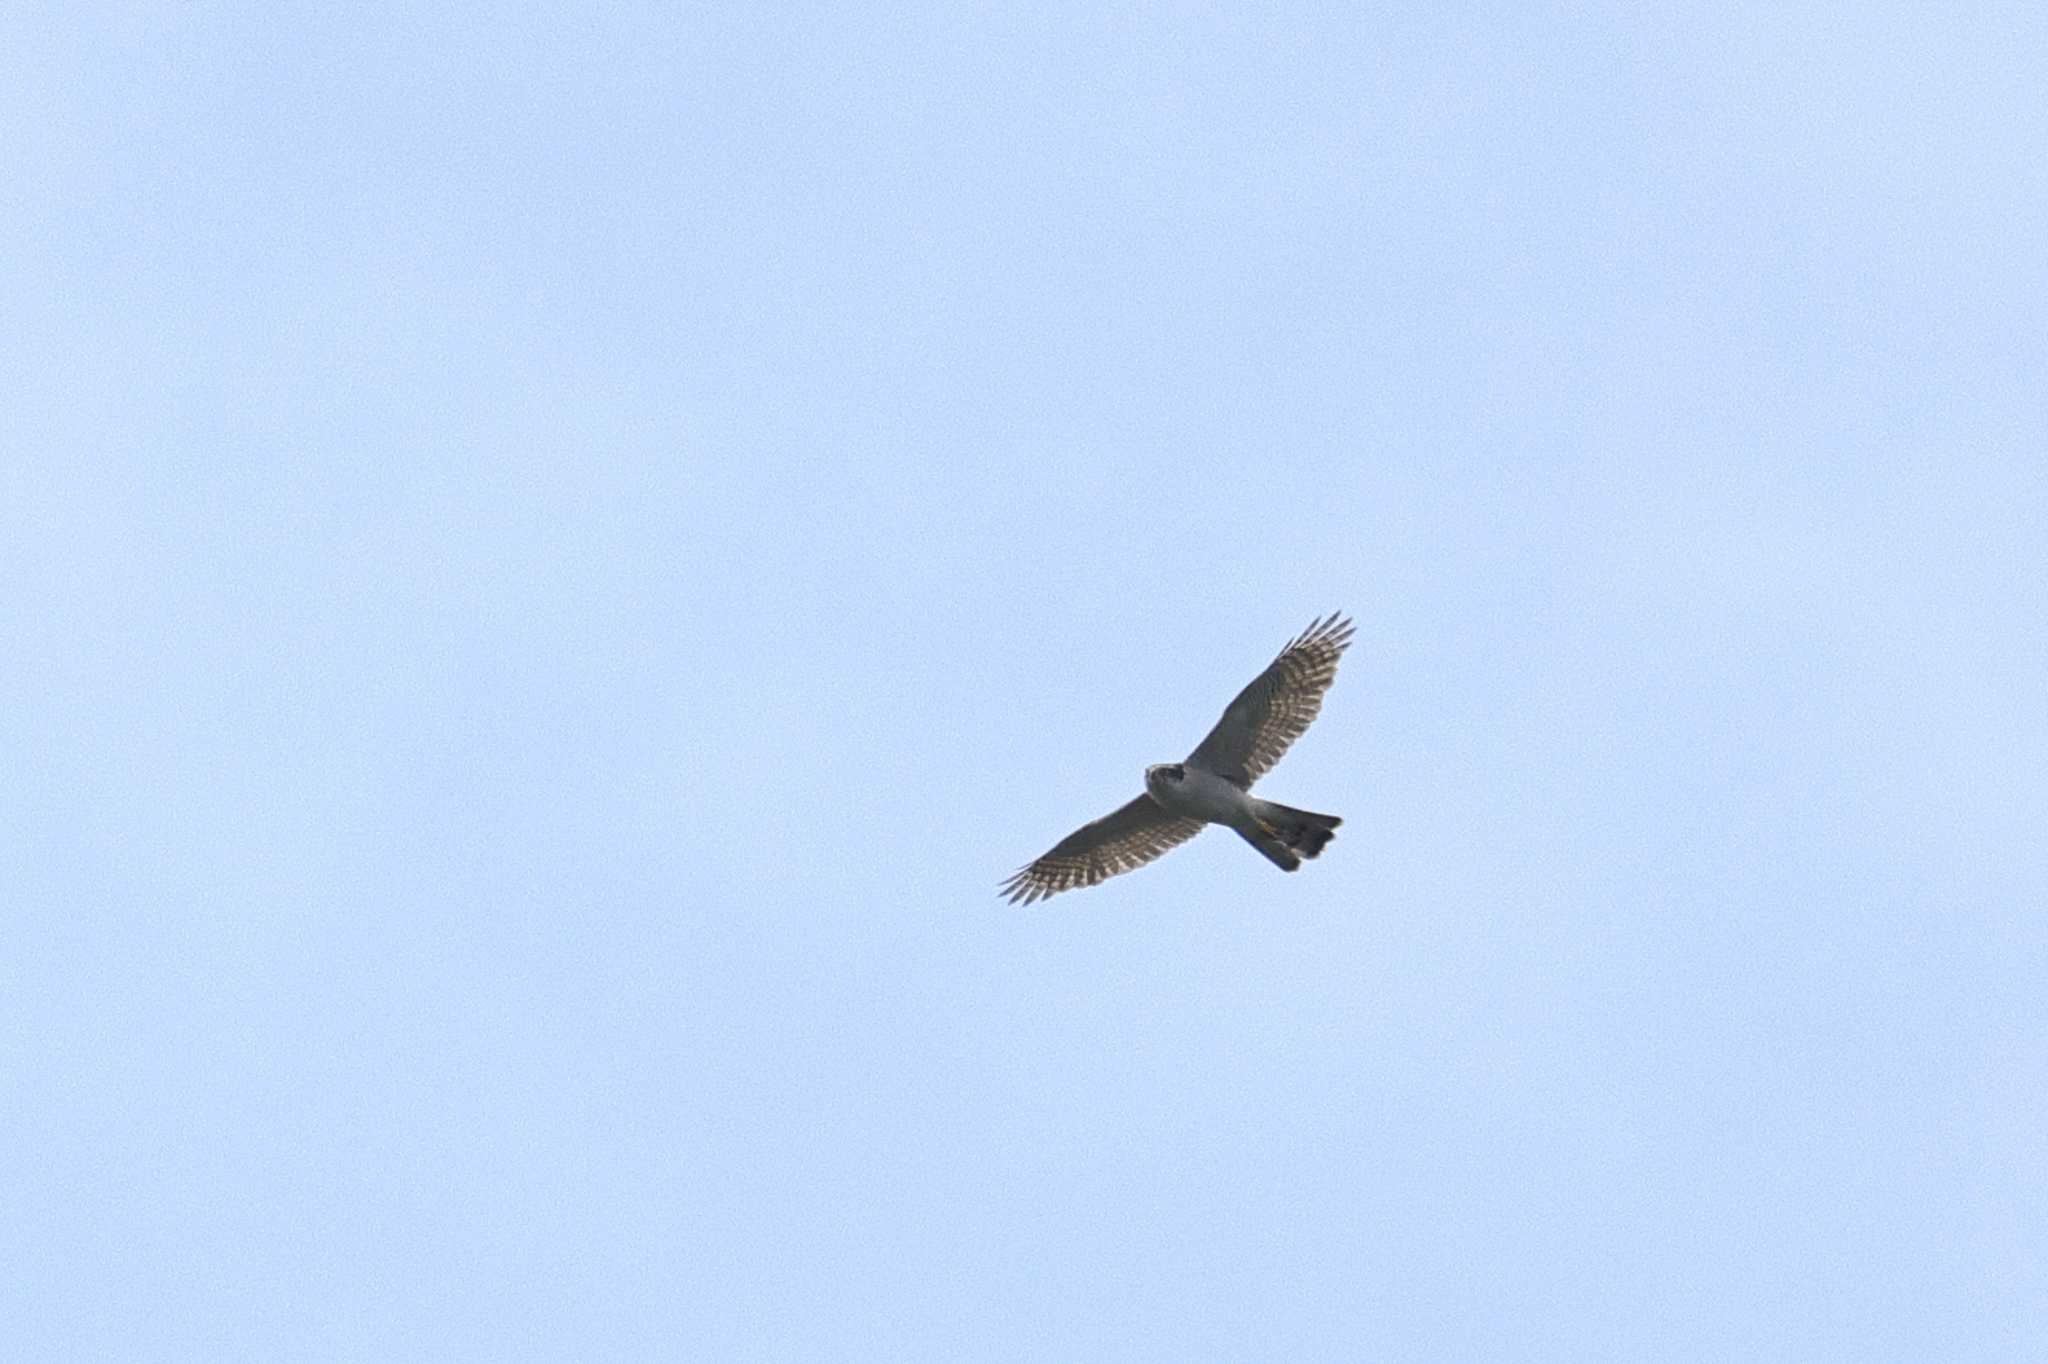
[1241,830,1302,872]
[1250,801,1341,867]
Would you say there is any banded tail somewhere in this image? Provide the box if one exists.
[1241,801,1342,872]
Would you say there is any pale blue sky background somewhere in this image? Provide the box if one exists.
[6,3,2045,1359]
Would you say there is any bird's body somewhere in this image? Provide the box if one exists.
[1145,761,1341,874]
[1002,613,1355,906]
[1144,762,1248,825]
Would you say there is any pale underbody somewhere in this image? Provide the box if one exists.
[1140,760,1334,873]
[1144,762,1264,833]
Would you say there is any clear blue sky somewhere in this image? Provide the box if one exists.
[7,3,2044,1358]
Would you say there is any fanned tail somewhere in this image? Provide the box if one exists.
[1243,800,1341,872]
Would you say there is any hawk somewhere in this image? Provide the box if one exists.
[1001,612,1355,906]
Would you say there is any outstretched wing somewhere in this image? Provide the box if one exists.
[1000,795,1206,906]
[1186,612,1355,789]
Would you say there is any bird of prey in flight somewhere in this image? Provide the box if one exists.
[1001,613,1355,906]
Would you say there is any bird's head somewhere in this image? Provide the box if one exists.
[1144,763,1186,798]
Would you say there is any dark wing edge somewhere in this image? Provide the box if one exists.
[999,794,1206,906]
[1185,611,1356,789]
